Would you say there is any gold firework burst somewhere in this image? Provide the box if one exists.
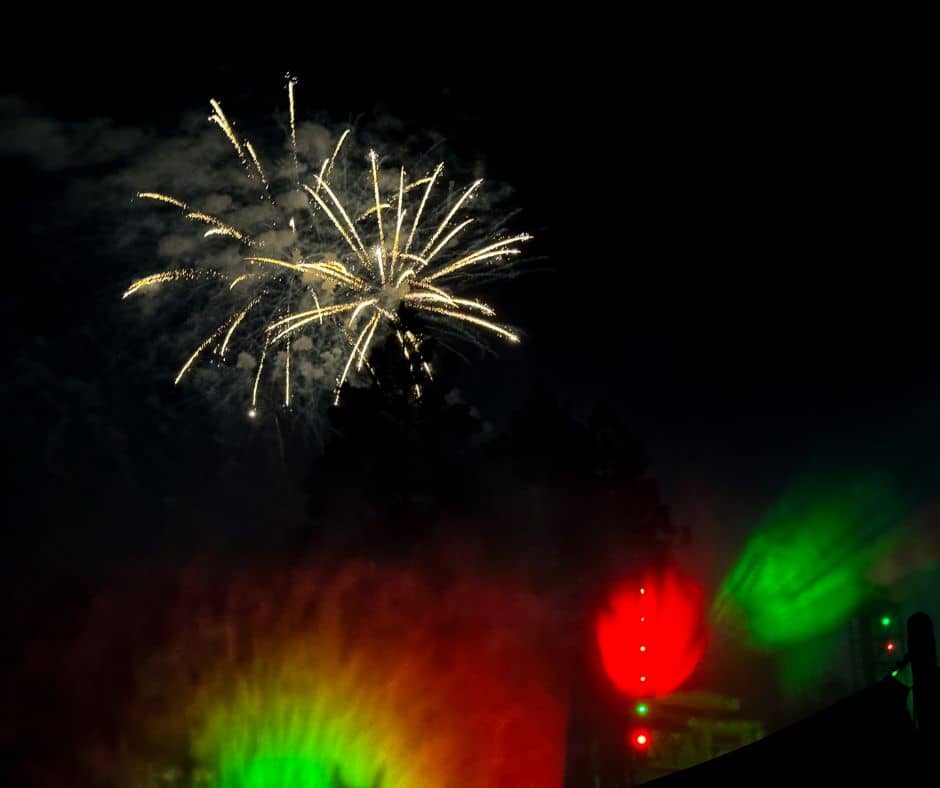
[125,76,530,413]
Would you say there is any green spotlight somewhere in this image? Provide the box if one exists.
[635,702,649,716]
[880,616,892,628]
[712,471,903,648]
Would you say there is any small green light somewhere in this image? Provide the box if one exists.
[891,670,899,678]
[636,703,649,716]
[880,616,892,628]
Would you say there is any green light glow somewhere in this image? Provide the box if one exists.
[122,566,566,787]
[880,616,892,628]
[636,703,649,716]
[713,471,903,648]
[191,644,430,788]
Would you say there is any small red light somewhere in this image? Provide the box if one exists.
[628,728,652,750]
[886,642,896,652]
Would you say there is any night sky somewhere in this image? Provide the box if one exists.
[4,60,936,567]
[1,53,937,782]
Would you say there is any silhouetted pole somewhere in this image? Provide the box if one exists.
[907,612,938,734]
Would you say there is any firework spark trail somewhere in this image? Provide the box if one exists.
[391,166,406,278]
[404,163,443,254]
[137,192,188,209]
[284,335,291,407]
[185,211,249,241]
[267,301,365,344]
[348,298,379,327]
[413,304,520,343]
[336,313,380,405]
[356,176,434,221]
[375,245,385,286]
[357,311,382,371]
[407,279,452,301]
[420,179,483,257]
[309,177,371,263]
[324,130,350,185]
[127,78,531,415]
[138,192,256,245]
[287,74,298,158]
[423,218,475,266]
[422,238,530,281]
[369,151,386,271]
[209,99,251,178]
[302,183,370,269]
[174,317,233,386]
[285,164,529,400]
[404,292,496,315]
[251,342,268,410]
[245,139,277,216]
[220,296,263,358]
[122,269,219,298]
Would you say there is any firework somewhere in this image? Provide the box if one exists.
[126,77,530,415]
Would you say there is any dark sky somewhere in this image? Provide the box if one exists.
[1,56,936,605]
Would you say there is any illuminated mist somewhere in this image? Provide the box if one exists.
[711,471,905,648]
[596,566,708,699]
[86,563,567,787]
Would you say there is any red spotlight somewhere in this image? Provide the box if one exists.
[597,567,708,698]
[885,641,896,652]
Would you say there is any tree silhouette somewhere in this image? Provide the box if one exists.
[302,346,677,585]
[302,334,485,556]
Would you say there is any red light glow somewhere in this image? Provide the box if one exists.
[886,641,896,652]
[596,567,708,698]
[628,728,651,750]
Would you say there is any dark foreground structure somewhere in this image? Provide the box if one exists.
[644,675,917,784]
[565,613,938,785]
[644,612,937,785]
